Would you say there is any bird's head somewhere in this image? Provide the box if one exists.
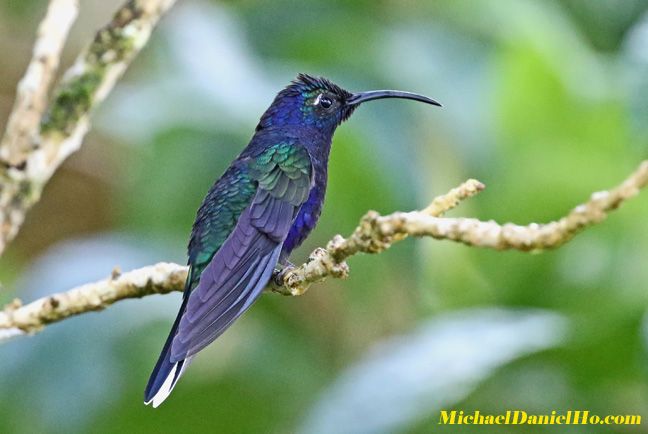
[256,73,441,135]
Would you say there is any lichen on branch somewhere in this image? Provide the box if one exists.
[41,0,166,135]
[0,0,178,256]
[0,0,78,168]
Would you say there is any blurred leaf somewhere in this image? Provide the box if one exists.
[299,308,566,434]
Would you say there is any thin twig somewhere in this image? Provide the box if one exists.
[0,263,187,340]
[395,160,648,251]
[274,178,486,295]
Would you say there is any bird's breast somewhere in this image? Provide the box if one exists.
[281,169,327,258]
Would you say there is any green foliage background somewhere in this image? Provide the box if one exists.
[1,1,648,433]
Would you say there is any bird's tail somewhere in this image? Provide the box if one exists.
[144,298,193,408]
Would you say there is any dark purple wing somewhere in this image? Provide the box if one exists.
[169,144,312,361]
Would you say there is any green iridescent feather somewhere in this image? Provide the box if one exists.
[186,142,311,290]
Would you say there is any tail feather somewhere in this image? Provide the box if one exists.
[144,298,192,407]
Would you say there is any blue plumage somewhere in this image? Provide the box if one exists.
[144,74,441,406]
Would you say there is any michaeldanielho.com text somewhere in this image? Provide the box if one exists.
[439,410,641,426]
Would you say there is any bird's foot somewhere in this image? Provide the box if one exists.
[272,261,296,287]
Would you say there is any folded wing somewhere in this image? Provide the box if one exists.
[171,143,312,361]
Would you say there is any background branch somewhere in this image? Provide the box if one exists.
[0,0,78,167]
[1,160,646,341]
[0,0,177,256]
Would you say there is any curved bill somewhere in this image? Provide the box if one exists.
[346,90,442,107]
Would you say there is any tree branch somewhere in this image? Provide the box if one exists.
[0,263,187,341]
[0,0,78,167]
[1,160,646,341]
[0,0,178,256]
[271,178,486,295]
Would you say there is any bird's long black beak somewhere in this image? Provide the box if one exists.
[346,90,442,107]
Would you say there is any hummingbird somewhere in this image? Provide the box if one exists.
[144,73,441,407]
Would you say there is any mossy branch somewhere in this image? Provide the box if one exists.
[1,161,646,341]
[0,0,178,256]
[0,0,78,167]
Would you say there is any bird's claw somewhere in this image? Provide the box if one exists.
[272,261,296,287]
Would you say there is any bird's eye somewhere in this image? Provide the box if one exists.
[318,95,333,109]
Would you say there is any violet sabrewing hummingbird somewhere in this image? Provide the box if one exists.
[144,73,441,407]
